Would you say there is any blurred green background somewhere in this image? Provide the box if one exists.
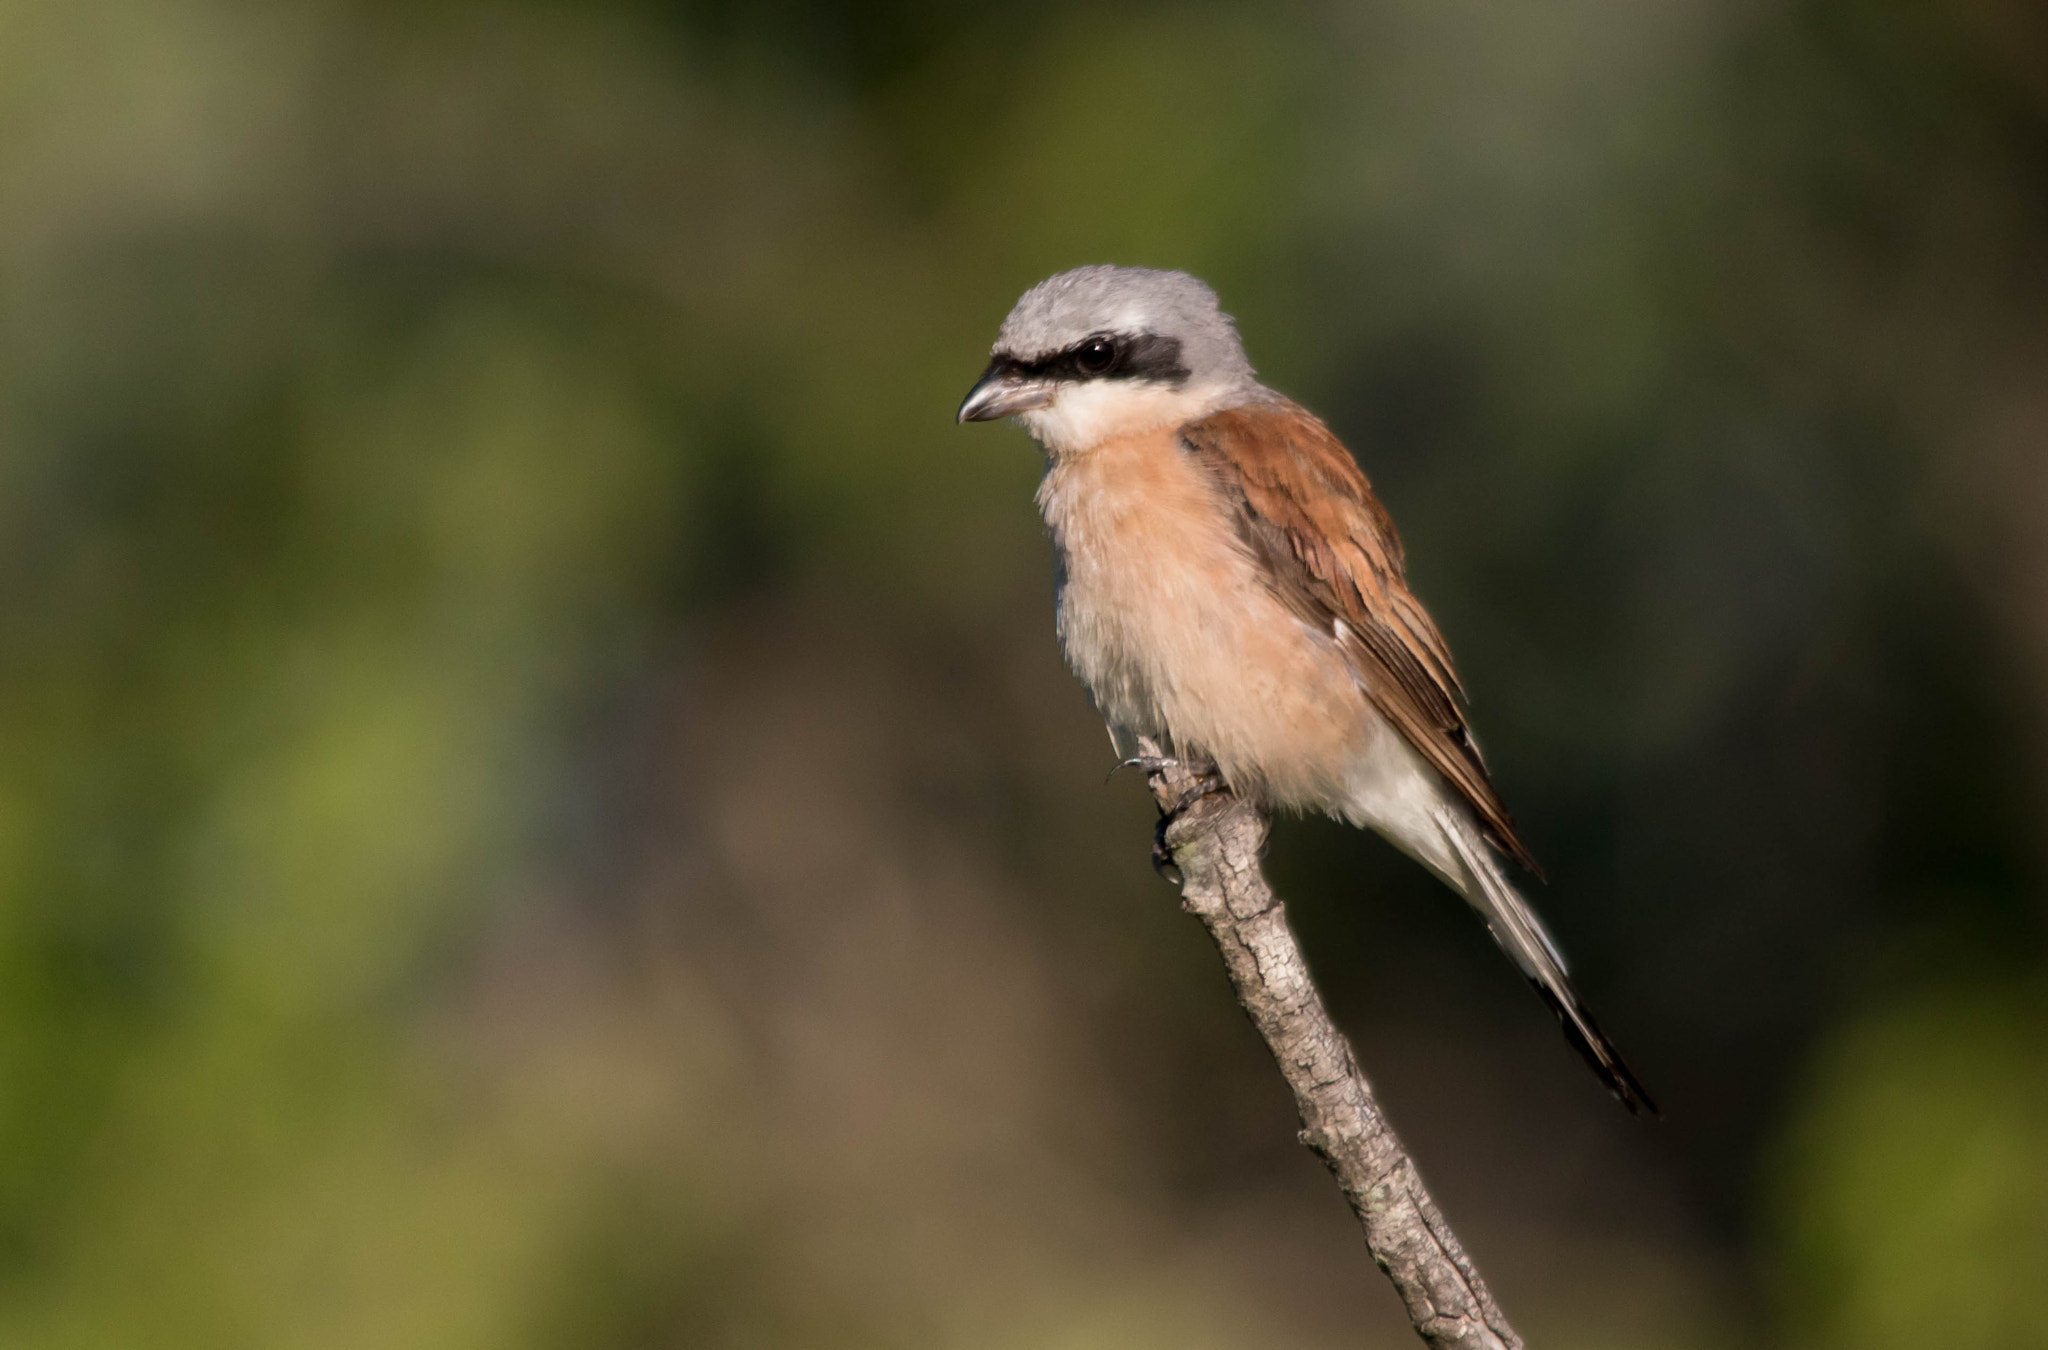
[2,0,2045,1345]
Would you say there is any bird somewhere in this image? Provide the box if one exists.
[957,264,1655,1114]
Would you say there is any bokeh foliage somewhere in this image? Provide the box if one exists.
[0,0,2044,1345]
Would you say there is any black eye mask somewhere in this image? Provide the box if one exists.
[990,331,1191,386]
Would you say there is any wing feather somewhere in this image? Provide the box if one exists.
[1180,399,1541,875]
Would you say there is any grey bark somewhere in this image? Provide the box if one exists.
[1139,738,1523,1350]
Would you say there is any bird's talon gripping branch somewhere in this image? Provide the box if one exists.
[1150,766,1228,888]
[1163,768,1227,824]
[1106,753,1179,785]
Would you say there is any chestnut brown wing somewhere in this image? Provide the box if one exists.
[1179,399,1541,875]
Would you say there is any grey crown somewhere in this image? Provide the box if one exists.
[994,265,1259,392]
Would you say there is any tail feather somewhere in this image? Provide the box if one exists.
[1433,807,1659,1117]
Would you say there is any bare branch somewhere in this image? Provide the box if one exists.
[1140,739,1522,1350]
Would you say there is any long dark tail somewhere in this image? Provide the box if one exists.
[1433,807,1659,1116]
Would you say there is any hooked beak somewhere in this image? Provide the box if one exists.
[957,362,1054,424]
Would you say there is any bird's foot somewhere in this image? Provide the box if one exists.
[1148,765,1228,884]
[1107,748,1227,883]
[1162,765,1227,821]
[1106,753,1179,785]
[1107,755,1224,811]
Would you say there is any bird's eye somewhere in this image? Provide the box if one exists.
[1076,337,1117,374]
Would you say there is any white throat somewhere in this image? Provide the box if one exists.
[1017,379,1242,455]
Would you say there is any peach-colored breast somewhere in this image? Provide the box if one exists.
[1036,423,1378,809]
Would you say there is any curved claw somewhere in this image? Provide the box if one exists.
[1107,754,1179,786]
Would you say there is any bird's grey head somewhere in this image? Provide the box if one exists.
[957,266,1257,441]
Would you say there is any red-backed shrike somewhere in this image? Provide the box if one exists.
[959,265,1654,1113]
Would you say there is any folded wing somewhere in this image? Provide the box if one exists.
[1178,399,1541,875]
